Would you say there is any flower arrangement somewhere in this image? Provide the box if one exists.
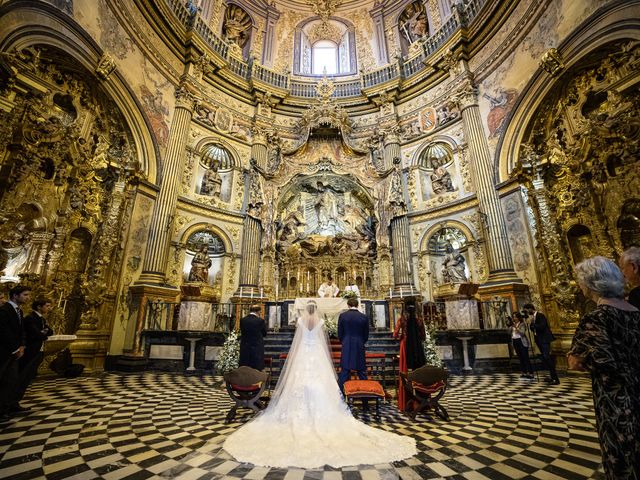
[423,323,442,367]
[217,329,240,374]
[342,290,358,300]
[324,315,338,337]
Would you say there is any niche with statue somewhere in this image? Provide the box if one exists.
[417,143,459,201]
[427,226,479,330]
[195,144,234,203]
[179,230,226,331]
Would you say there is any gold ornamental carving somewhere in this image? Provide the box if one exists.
[95,52,117,80]
[539,48,564,76]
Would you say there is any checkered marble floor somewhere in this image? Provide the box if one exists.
[0,373,604,480]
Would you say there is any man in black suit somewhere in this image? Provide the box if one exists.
[239,304,267,371]
[337,297,370,393]
[620,247,640,309]
[17,297,54,405]
[523,303,559,385]
[0,285,32,422]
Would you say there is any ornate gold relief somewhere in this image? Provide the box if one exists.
[539,48,564,76]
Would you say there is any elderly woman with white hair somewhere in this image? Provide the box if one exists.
[568,256,640,480]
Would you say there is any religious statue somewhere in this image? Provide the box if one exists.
[200,160,222,197]
[188,244,212,283]
[430,166,455,195]
[441,243,468,283]
[318,277,340,298]
[314,181,340,233]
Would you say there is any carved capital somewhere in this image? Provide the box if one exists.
[174,82,197,111]
[95,52,116,80]
[451,80,478,110]
[540,48,564,76]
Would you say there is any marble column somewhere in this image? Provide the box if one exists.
[236,215,262,298]
[138,83,195,285]
[251,133,268,169]
[455,80,518,282]
[387,158,417,297]
[383,132,401,171]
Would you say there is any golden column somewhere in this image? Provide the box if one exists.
[454,79,518,282]
[128,81,195,357]
[137,81,195,285]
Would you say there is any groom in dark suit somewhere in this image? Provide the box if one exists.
[523,303,559,385]
[239,304,267,371]
[338,297,369,392]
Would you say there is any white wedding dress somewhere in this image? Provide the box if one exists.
[223,301,416,468]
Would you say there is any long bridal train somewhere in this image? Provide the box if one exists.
[223,301,416,469]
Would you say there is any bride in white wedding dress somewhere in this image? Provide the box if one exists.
[223,301,417,468]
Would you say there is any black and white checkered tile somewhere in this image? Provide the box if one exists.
[0,373,604,479]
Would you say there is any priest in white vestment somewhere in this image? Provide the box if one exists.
[318,277,339,298]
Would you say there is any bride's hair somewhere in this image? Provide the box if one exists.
[306,301,317,314]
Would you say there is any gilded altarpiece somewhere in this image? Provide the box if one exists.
[0,47,144,371]
[514,41,640,335]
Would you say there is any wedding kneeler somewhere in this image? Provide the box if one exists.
[223,366,270,424]
[344,379,385,418]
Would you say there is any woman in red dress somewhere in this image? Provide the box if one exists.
[394,297,426,411]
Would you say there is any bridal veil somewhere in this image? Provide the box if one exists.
[223,300,416,468]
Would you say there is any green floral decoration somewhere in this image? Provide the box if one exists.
[423,323,442,367]
[217,329,240,374]
[323,315,338,337]
[342,290,358,300]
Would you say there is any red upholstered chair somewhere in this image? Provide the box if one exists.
[344,379,386,418]
[223,366,269,424]
[400,365,449,420]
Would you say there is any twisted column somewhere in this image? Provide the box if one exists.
[137,83,195,285]
[455,80,517,281]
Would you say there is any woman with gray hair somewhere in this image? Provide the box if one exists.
[568,256,640,480]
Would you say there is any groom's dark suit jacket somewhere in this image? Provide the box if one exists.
[337,308,369,371]
[239,313,267,371]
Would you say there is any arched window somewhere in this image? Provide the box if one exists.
[312,40,338,74]
[294,18,356,76]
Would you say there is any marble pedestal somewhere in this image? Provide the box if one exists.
[178,301,214,331]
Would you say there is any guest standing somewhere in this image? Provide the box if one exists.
[522,303,559,385]
[239,305,267,371]
[568,256,640,480]
[393,297,426,411]
[509,312,533,379]
[620,247,640,309]
[0,286,31,422]
[17,298,54,406]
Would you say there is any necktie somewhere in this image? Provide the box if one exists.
[17,308,23,325]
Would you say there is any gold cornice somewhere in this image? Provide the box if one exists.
[408,196,479,223]
[176,196,245,224]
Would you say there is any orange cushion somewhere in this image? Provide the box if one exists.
[344,380,385,397]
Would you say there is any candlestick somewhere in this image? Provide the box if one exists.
[250,290,253,300]
[240,286,243,297]
[260,287,263,298]
[62,300,67,314]
[353,269,356,281]
[389,288,392,298]
[57,292,63,308]
[400,288,404,299]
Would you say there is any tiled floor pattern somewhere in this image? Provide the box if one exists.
[0,373,604,480]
